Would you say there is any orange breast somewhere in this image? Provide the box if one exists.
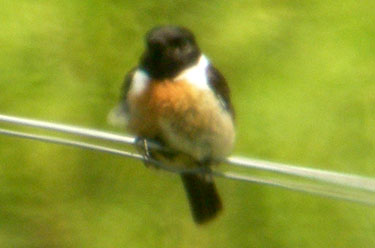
[127,78,235,161]
[127,79,202,138]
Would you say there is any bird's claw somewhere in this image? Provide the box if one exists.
[135,137,157,169]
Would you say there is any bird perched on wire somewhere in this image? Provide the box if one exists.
[109,26,235,224]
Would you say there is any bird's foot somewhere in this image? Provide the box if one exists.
[135,137,159,169]
[197,158,215,180]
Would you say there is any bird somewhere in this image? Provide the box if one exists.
[109,26,235,224]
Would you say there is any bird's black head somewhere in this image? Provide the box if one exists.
[140,26,201,79]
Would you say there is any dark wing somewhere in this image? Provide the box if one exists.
[119,67,137,109]
[108,68,136,126]
[206,64,235,119]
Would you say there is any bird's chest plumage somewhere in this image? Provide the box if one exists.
[128,79,234,161]
[128,77,231,140]
[126,57,235,161]
[128,79,201,136]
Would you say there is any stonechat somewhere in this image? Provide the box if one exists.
[109,26,235,224]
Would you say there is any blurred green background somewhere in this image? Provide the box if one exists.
[0,0,375,247]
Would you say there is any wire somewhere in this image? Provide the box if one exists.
[1,113,375,206]
[0,128,202,174]
[1,127,374,206]
[1,114,375,191]
[214,172,375,206]
[227,157,375,192]
[0,114,162,149]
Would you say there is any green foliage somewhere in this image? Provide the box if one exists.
[0,0,375,247]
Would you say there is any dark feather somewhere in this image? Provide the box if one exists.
[118,67,137,115]
[107,68,137,126]
[206,64,235,119]
[181,173,222,224]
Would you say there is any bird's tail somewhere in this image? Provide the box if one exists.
[180,173,222,224]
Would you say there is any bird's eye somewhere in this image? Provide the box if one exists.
[149,41,163,51]
[172,38,188,48]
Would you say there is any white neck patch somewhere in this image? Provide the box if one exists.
[130,55,210,95]
[130,69,150,95]
[174,55,210,90]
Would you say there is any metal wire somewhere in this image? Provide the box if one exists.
[1,127,375,206]
[1,113,375,206]
[227,157,375,192]
[0,128,203,174]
